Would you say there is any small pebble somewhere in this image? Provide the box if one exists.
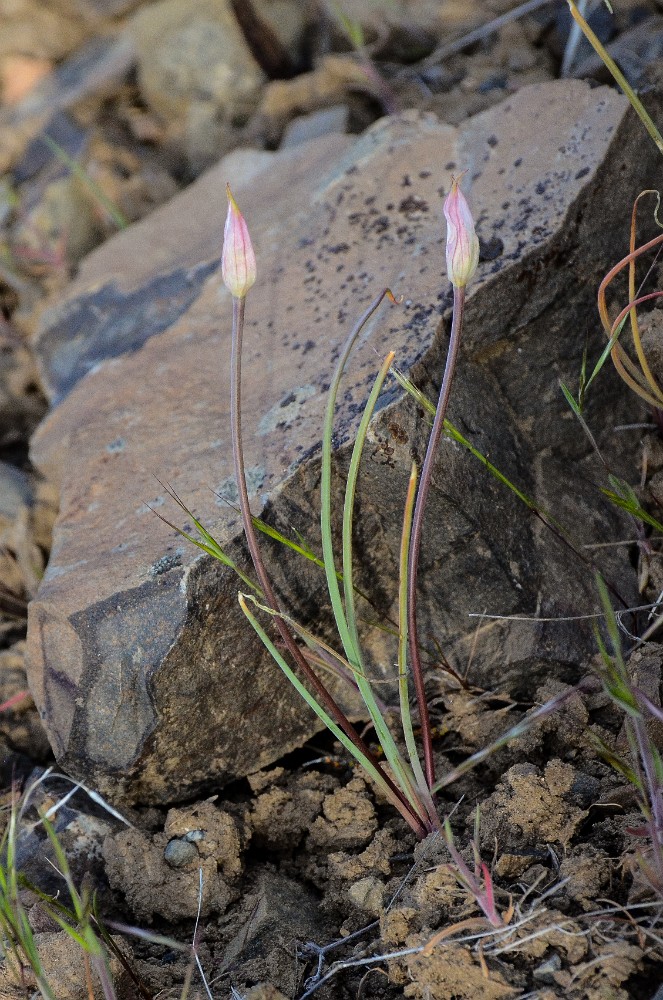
[184,829,204,842]
[533,953,562,983]
[164,838,197,868]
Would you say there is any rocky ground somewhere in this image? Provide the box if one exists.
[3,0,663,997]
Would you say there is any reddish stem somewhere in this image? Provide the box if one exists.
[407,285,466,790]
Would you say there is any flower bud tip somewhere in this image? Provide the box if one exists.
[222,183,257,300]
[443,174,479,289]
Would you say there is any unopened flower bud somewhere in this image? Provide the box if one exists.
[222,184,256,299]
[444,175,479,288]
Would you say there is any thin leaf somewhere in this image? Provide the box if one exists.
[433,687,577,793]
[397,461,437,822]
[587,730,640,787]
[567,0,663,158]
[156,481,258,592]
[39,133,130,230]
[583,315,629,396]
[559,379,582,417]
[339,350,424,812]
[238,592,423,828]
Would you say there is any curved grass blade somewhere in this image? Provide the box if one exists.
[338,350,425,811]
[40,132,129,230]
[321,291,397,664]
[602,481,663,534]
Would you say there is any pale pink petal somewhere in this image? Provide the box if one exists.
[443,176,479,288]
[222,184,257,299]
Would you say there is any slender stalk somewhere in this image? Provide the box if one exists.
[321,290,397,662]
[398,462,440,828]
[407,285,466,789]
[339,350,429,817]
[229,295,427,836]
[567,0,663,158]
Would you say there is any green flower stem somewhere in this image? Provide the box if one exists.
[229,295,419,828]
[407,284,466,790]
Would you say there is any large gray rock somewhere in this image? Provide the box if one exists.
[27,81,652,804]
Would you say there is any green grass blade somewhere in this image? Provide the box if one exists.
[588,730,640,787]
[223,503,380,606]
[594,573,640,715]
[321,333,365,666]
[432,686,577,793]
[252,515,322,564]
[398,462,437,819]
[392,364,566,523]
[156,482,259,592]
[559,379,582,417]
[40,814,117,997]
[0,801,57,999]
[601,487,663,534]
[320,292,399,674]
[339,351,419,799]
[39,133,130,230]
[584,315,628,395]
[248,511,343,581]
[242,592,422,812]
[342,350,394,649]
[46,911,89,949]
[238,593,411,815]
[567,0,663,158]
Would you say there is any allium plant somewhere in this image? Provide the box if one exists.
[198,180,575,845]
[406,175,478,790]
[222,179,480,837]
[224,188,433,837]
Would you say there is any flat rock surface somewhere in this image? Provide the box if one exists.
[26,80,653,804]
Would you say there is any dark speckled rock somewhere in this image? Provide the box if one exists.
[26,82,654,804]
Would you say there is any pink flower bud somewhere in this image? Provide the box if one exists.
[444,175,479,288]
[222,184,257,299]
